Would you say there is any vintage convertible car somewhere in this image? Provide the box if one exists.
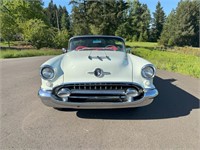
[38,35,158,109]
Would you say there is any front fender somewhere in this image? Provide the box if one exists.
[40,54,65,90]
[128,54,156,89]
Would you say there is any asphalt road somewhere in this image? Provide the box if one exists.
[0,56,200,150]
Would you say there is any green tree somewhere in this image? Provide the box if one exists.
[130,0,151,41]
[70,0,128,35]
[115,0,134,40]
[0,0,46,45]
[0,3,18,47]
[21,19,55,49]
[159,0,199,47]
[5,0,45,23]
[46,0,58,28]
[94,0,128,35]
[130,0,141,41]
[70,0,91,35]
[61,6,70,30]
[174,0,199,47]
[138,4,151,41]
[159,10,176,46]
[54,29,70,48]
[151,1,166,42]
[115,22,132,40]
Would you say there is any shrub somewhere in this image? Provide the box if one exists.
[53,29,70,49]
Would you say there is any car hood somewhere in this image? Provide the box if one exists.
[61,51,133,83]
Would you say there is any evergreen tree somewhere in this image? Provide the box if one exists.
[138,4,151,41]
[174,0,199,47]
[115,0,134,40]
[159,10,176,46]
[130,0,151,41]
[89,0,128,35]
[46,0,58,28]
[151,1,166,42]
[61,13,67,30]
[45,1,70,32]
[159,0,199,47]
[57,5,63,30]
[70,0,128,35]
[70,0,91,35]
[130,0,141,41]
[61,6,70,30]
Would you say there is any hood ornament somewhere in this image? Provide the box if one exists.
[88,68,111,78]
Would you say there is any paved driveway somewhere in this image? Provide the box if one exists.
[0,56,199,149]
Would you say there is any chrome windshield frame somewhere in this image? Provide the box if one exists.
[68,35,126,52]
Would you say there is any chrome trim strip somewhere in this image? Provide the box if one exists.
[70,90,126,95]
[69,35,125,44]
[69,96,126,100]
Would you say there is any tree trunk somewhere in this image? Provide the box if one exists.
[8,40,10,48]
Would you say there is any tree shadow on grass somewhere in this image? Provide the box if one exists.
[76,76,200,120]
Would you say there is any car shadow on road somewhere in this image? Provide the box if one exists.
[76,76,200,120]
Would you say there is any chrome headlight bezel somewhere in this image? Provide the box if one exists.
[141,64,156,79]
[40,65,55,80]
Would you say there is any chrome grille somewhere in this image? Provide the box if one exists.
[53,82,144,102]
[55,82,142,91]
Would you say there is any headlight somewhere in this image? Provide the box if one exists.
[141,65,155,79]
[40,66,54,80]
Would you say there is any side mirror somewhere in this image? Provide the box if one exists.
[62,48,67,53]
[126,48,131,53]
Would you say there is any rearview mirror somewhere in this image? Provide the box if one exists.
[126,48,131,53]
[62,48,67,53]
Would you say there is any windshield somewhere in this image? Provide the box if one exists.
[69,36,125,52]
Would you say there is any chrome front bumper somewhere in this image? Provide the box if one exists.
[38,88,158,109]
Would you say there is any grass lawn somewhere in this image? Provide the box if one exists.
[0,49,62,59]
[126,41,158,48]
[131,48,200,78]
[126,41,200,78]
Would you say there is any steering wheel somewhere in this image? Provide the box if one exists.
[105,45,118,51]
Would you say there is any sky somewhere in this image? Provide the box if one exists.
[43,0,180,16]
